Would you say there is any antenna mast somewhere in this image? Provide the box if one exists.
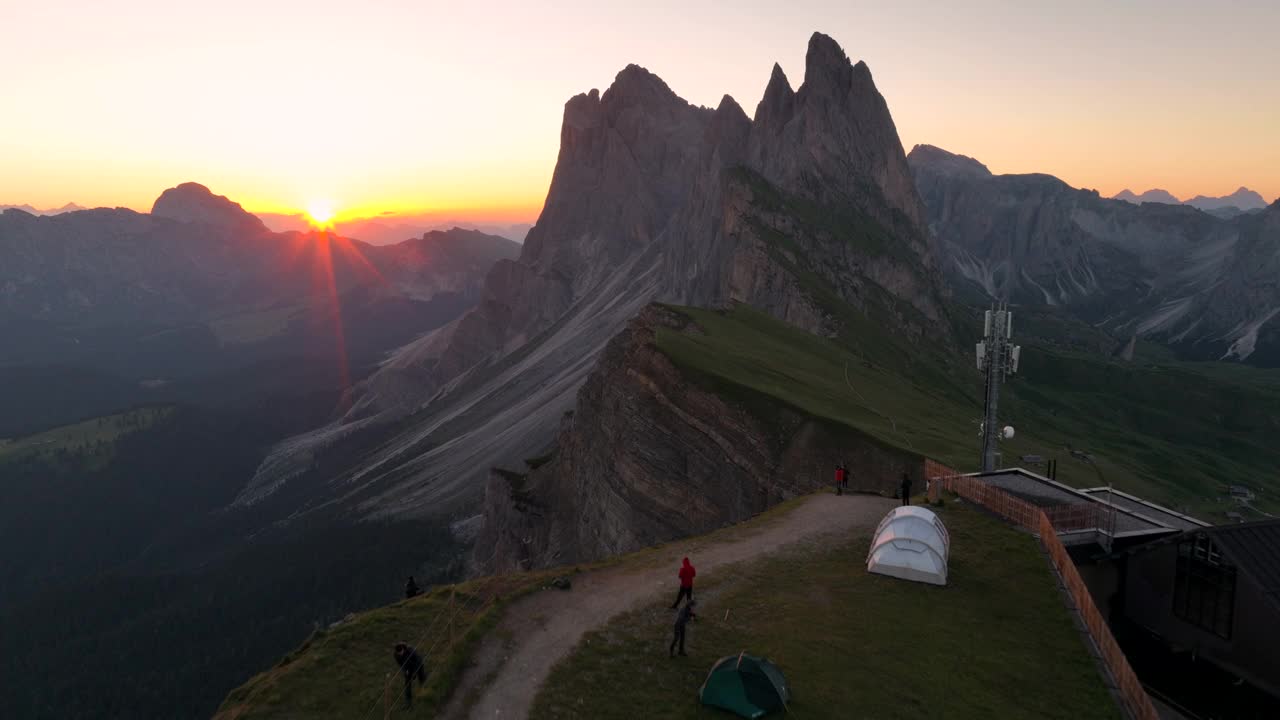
[976,304,1020,472]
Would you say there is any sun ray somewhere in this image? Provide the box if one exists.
[311,229,351,391]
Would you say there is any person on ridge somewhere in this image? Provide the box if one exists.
[393,641,427,708]
[900,471,913,506]
[670,599,697,657]
[671,557,696,608]
[405,575,421,599]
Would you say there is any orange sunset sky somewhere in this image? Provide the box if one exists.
[3,0,1277,223]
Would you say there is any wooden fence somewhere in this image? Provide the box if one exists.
[924,463,1158,720]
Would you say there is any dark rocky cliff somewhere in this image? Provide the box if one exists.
[476,304,920,572]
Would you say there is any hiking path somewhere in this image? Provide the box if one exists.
[442,493,896,719]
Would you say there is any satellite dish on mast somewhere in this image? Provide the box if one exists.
[1002,426,1016,440]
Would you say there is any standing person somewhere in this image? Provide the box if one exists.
[834,463,846,495]
[671,557,696,608]
[900,472,913,506]
[841,462,851,492]
[393,642,427,708]
[404,575,421,599]
[669,600,697,657]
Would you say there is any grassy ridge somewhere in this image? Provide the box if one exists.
[215,572,559,719]
[655,304,1280,517]
[212,499,822,719]
[531,502,1120,720]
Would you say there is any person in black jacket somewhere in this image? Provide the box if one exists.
[405,576,421,599]
[900,472,913,506]
[669,600,697,657]
[393,642,427,708]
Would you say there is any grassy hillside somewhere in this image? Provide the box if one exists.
[655,304,1280,518]
[212,498,822,719]
[215,572,556,720]
[215,497,1119,720]
[0,406,170,468]
[532,502,1119,720]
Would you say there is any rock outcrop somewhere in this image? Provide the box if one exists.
[475,305,918,571]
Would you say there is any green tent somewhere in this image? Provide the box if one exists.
[699,652,790,718]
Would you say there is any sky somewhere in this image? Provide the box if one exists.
[3,0,1277,222]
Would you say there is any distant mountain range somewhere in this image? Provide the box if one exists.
[255,211,532,245]
[0,184,519,380]
[2,203,531,245]
[1113,186,1269,217]
[910,145,1280,364]
[0,202,87,215]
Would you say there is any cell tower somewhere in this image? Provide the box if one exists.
[976,304,1021,472]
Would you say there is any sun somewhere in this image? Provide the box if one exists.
[306,201,336,227]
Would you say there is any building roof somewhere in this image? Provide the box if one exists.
[975,468,1181,537]
[1113,517,1280,614]
[1079,487,1209,531]
[1204,519,1280,612]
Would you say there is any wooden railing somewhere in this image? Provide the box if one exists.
[924,463,1158,720]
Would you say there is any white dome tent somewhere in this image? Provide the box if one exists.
[866,506,950,586]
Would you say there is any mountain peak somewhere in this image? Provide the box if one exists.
[754,62,796,130]
[806,32,849,73]
[1113,188,1180,205]
[907,145,992,179]
[602,64,681,109]
[151,183,266,232]
[744,32,925,229]
[802,31,853,96]
[706,94,751,163]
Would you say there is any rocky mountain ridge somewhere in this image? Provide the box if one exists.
[241,32,951,520]
[911,144,1280,364]
[0,202,87,215]
[1113,185,1269,215]
[1112,188,1181,205]
[476,304,917,571]
[0,188,519,376]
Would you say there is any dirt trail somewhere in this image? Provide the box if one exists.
[443,493,896,719]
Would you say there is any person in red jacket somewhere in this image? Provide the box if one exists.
[835,463,847,494]
[671,557,696,608]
